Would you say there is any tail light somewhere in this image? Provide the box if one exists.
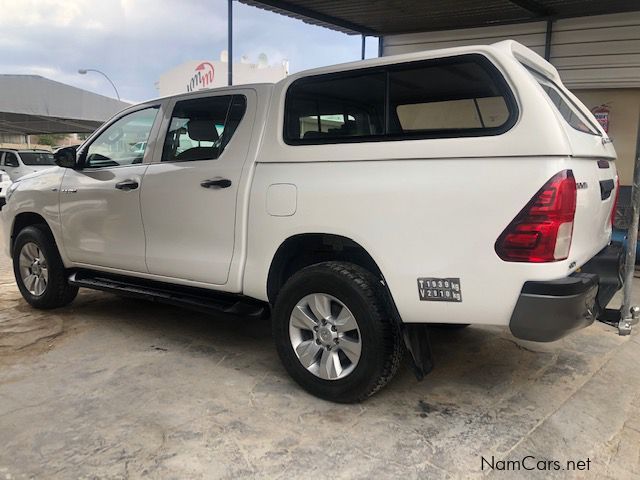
[610,177,619,227]
[495,170,577,262]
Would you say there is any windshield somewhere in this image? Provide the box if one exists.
[19,152,55,166]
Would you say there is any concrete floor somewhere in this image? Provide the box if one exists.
[0,257,639,479]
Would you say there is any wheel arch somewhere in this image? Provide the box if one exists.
[266,232,434,380]
[266,233,385,305]
[11,212,54,255]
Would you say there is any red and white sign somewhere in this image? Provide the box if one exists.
[157,59,288,97]
[186,62,215,92]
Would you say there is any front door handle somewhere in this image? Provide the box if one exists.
[115,179,139,191]
[201,178,232,189]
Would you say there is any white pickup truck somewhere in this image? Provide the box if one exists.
[0,41,623,402]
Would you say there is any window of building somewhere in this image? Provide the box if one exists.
[162,95,246,162]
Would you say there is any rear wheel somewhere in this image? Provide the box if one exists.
[12,225,78,309]
[272,262,402,403]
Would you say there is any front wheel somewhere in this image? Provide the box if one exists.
[272,262,402,403]
[12,225,78,309]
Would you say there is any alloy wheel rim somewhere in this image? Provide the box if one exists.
[18,242,48,296]
[289,293,362,380]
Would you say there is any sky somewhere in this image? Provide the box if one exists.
[0,0,380,103]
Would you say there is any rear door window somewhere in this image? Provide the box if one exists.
[161,95,246,162]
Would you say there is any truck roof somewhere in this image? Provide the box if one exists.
[283,40,560,83]
[137,40,558,107]
[147,83,276,104]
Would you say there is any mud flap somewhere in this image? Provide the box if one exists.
[380,278,434,380]
[402,324,434,380]
[579,243,624,316]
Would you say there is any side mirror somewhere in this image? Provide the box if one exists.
[53,146,78,169]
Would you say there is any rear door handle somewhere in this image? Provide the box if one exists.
[115,179,139,191]
[201,178,232,189]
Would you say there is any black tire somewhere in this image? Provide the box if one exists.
[12,225,78,309]
[272,261,402,403]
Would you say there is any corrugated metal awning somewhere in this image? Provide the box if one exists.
[0,75,130,135]
[239,0,640,35]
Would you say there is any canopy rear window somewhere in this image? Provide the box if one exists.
[526,68,600,136]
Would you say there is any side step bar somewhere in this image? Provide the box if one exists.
[68,270,268,319]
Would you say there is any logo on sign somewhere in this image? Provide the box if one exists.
[186,62,215,92]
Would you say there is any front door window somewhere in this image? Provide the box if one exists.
[85,107,159,168]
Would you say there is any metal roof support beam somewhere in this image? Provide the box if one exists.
[228,0,233,86]
[361,34,366,60]
[507,0,551,16]
[243,0,377,35]
[33,115,97,132]
[240,1,640,36]
[0,120,25,134]
[619,113,640,335]
[544,18,553,60]
[378,36,383,57]
[0,122,38,134]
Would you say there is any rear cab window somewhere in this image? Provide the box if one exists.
[284,54,518,144]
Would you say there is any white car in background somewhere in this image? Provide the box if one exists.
[0,149,56,181]
[130,141,147,155]
[0,170,11,208]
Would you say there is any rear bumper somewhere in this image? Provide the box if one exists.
[509,244,623,342]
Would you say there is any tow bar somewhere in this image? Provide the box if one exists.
[599,305,640,334]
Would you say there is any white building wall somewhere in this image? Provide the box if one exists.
[383,12,640,89]
[157,60,288,97]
